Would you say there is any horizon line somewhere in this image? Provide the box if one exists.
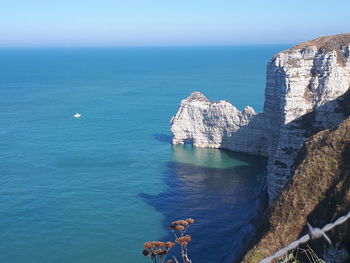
[0,42,295,49]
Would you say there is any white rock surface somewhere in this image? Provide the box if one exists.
[170,34,350,203]
[265,38,350,201]
[170,91,267,155]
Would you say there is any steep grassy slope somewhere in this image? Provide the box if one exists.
[241,117,350,263]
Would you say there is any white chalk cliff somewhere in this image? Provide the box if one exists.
[170,33,350,203]
[170,91,267,155]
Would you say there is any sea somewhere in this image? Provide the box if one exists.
[0,45,290,263]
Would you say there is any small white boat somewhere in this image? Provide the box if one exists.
[74,113,81,118]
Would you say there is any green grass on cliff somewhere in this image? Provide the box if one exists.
[242,117,350,263]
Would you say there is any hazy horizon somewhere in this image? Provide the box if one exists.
[1,0,350,47]
[0,43,296,48]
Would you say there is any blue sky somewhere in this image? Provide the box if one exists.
[1,0,350,47]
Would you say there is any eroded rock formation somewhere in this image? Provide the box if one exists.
[170,91,267,155]
[264,34,350,201]
[170,33,350,203]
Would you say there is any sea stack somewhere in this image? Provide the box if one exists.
[170,91,267,155]
[170,33,350,203]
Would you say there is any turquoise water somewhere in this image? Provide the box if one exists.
[0,45,289,263]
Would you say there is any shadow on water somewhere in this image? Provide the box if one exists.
[153,134,173,144]
[153,133,193,145]
[139,143,267,263]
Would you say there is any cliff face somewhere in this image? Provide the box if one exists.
[242,116,350,263]
[170,33,350,202]
[265,34,350,201]
[170,91,267,155]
